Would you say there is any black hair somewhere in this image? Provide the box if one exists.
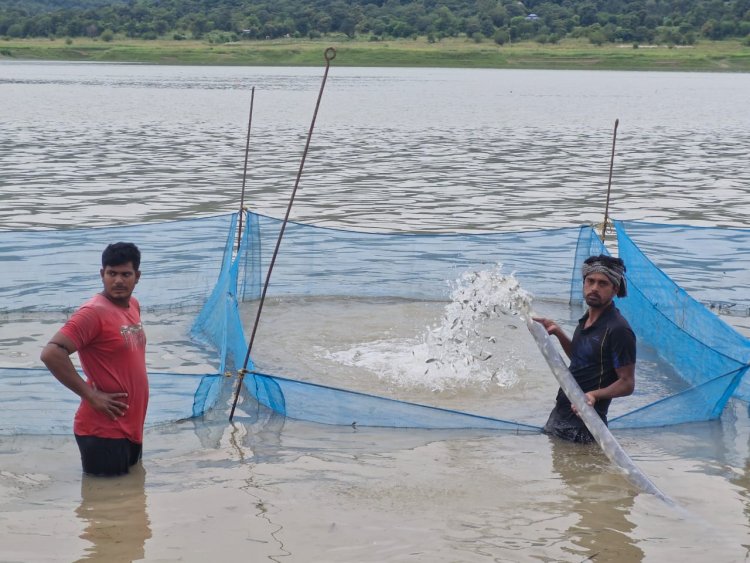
[102,242,141,270]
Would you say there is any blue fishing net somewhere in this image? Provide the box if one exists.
[0,215,234,434]
[193,211,748,429]
[1,211,746,433]
[612,221,750,410]
[192,212,589,431]
[238,213,585,302]
[1,214,233,313]
[614,221,750,316]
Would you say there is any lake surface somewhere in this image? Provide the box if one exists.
[2,61,749,232]
[1,61,749,562]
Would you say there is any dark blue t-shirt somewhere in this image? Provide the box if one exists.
[551,302,636,427]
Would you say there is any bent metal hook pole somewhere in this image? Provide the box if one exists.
[229,47,336,421]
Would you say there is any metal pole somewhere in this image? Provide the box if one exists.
[230,48,336,421]
[601,118,619,241]
[237,87,255,252]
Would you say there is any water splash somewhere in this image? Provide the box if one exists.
[325,265,535,391]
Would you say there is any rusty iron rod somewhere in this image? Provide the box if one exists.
[230,47,336,421]
[236,86,256,252]
[601,118,619,241]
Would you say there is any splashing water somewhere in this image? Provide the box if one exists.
[325,265,536,391]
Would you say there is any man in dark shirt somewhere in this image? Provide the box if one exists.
[534,255,636,443]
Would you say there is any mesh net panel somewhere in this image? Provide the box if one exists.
[238,213,585,301]
[1,215,233,312]
[615,221,750,316]
[192,212,592,430]
[195,211,748,429]
[2,211,747,433]
[245,372,540,431]
[0,215,235,434]
[609,221,749,427]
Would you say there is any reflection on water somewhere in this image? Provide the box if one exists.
[548,437,643,562]
[75,463,151,562]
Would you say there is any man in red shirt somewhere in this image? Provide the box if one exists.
[41,242,148,476]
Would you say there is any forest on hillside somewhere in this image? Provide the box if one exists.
[1,0,749,46]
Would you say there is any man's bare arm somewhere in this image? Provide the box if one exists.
[578,364,636,410]
[40,332,129,420]
[532,317,573,358]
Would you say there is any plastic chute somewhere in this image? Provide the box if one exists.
[525,318,674,503]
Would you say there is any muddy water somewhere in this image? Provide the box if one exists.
[1,62,749,561]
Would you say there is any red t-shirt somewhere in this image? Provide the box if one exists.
[61,293,148,443]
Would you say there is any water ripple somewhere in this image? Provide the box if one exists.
[1,64,749,232]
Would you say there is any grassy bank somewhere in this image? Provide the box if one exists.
[1,36,749,71]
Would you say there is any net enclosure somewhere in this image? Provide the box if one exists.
[1,211,747,434]
[612,220,750,412]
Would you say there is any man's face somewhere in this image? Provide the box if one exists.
[100,262,140,304]
[583,272,617,308]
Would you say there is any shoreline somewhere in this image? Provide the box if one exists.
[1,37,750,72]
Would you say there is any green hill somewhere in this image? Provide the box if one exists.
[1,0,749,47]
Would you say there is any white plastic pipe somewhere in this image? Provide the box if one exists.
[526,316,675,506]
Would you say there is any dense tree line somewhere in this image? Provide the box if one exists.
[1,0,749,46]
